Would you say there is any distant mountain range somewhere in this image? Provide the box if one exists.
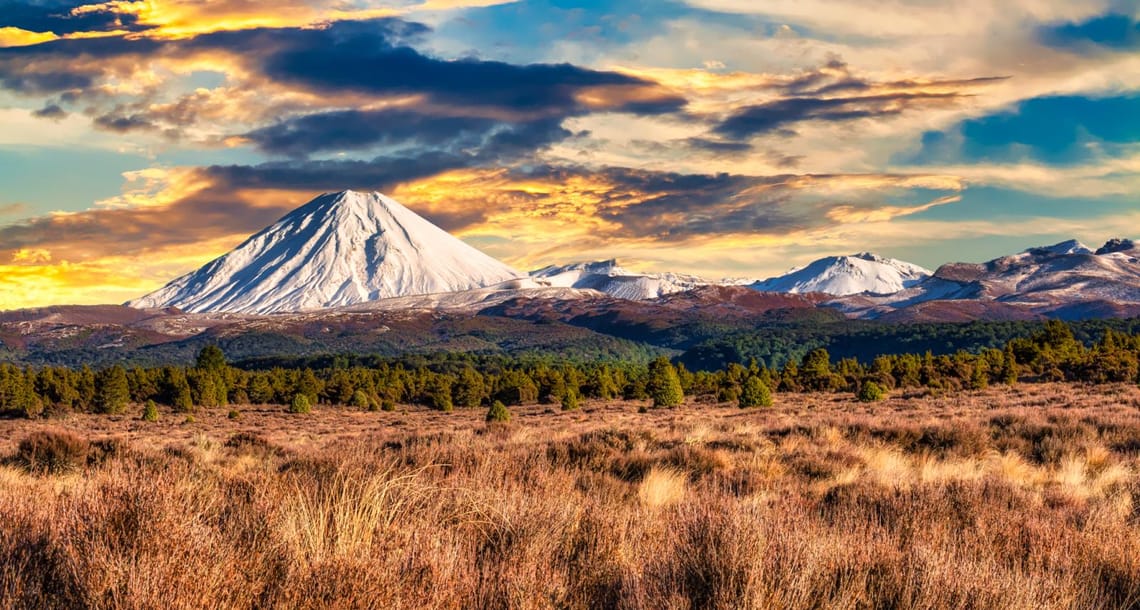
[126,190,1140,322]
[2,190,1138,367]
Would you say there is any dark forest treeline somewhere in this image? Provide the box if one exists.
[678,316,1140,371]
[1,320,1139,417]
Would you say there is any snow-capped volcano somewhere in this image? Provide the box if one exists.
[128,190,523,314]
[529,259,715,300]
[751,252,931,296]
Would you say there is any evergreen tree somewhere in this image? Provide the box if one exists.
[289,393,312,414]
[1001,344,1019,385]
[585,365,619,400]
[738,376,773,408]
[95,365,131,414]
[247,374,275,404]
[163,368,194,412]
[188,369,221,408]
[424,374,454,411]
[196,345,227,371]
[297,369,322,404]
[143,399,159,422]
[969,359,989,390]
[452,367,486,408]
[350,389,371,410]
[799,348,839,391]
[778,360,802,393]
[561,388,580,411]
[76,366,96,412]
[494,370,538,405]
[646,357,683,408]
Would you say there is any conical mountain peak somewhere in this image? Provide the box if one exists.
[128,191,522,314]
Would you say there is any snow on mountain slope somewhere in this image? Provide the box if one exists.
[750,252,931,296]
[529,259,716,300]
[128,190,523,314]
[839,239,1140,318]
[343,278,606,312]
[1022,239,1092,256]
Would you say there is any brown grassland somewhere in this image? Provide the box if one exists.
[4,383,1140,609]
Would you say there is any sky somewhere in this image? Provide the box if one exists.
[0,0,1138,309]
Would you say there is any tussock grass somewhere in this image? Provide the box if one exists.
[0,383,1139,608]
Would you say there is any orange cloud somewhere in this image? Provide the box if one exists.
[0,27,58,48]
[66,0,517,39]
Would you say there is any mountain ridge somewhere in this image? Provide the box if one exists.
[750,252,932,296]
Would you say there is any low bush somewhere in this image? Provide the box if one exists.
[858,381,887,402]
[16,430,90,475]
[289,394,312,414]
[486,400,511,423]
[142,400,159,422]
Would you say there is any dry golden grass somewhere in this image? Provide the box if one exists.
[1,383,1140,608]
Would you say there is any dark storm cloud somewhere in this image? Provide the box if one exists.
[714,92,962,139]
[0,17,684,116]
[214,116,574,188]
[202,153,474,193]
[243,109,573,159]
[0,0,151,35]
[0,34,162,94]
[226,18,685,115]
[0,16,684,164]
[245,109,499,157]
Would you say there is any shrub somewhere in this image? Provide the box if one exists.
[289,394,312,414]
[858,381,888,402]
[738,377,773,409]
[227,409,241,420]
[381,399,396,412]
[647,357,684,408]
[561,390,581,411]
[224,432,281,456]
[486,400,511,424]
[717,384,740,404]
[142,400,159,422]
[350,389,371,410]
[16,430,90,475]
[23,396,45,419]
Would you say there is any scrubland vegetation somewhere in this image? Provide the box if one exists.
[3,383,1140,609]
